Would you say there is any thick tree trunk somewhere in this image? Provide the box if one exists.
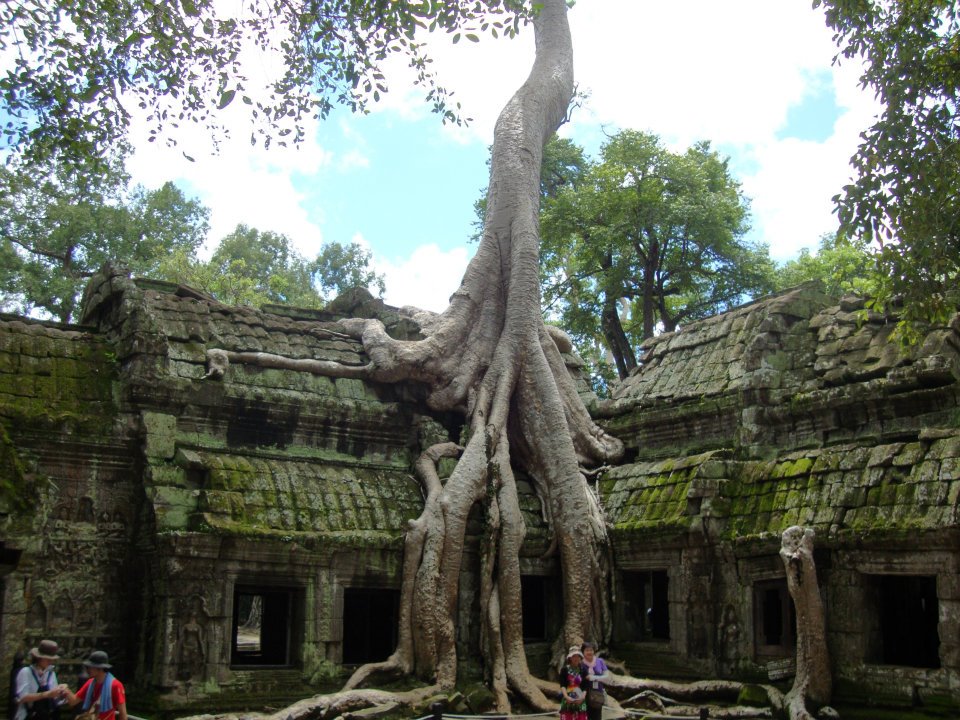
[641,241,659,340]
[600,295,636,379]
[201,0,623,709]
[328,0,624,704]
[780,526,832,720]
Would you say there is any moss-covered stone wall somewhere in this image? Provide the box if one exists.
[599,285,960,713]
[0,269,483,713]
[4,270,960,716]
[0,314,146,701]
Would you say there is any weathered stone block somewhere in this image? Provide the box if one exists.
[147,465,188,489]
[867,443,902,468]
[948,481,960,507]
[893,442,924,466]
[930,435,960,460]
[143,411,178,459]
[940,457,960,481]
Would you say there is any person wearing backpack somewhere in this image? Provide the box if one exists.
[13,640,67,720]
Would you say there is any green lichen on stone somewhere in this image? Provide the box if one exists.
[143,412,178,459]
[775,456,813,478]
[0,423,32,515]
[0,331,117,431]
[179,428,412,470]
[171,453,423,538]
[735,684,769,707]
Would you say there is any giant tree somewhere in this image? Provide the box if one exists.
[816,0,960,332]
[203,0,622,709]
[327,0,621,702]
[541,131,774,382]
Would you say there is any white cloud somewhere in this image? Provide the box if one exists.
[368,1,846,144]
[123,10,333,260]
[336,149,371,172]
[127,122,331,258]
[122,0,883,297]
[373,241,472,313]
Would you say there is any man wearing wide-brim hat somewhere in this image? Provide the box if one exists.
[62,652,127,720]
[13,640,67,720]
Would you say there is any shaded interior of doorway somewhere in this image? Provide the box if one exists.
[343,588,400,665]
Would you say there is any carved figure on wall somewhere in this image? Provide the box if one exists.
[44,543,77,576]
[74,594,97,631]
[77,498,94,524]
[177,612,207,682]
[176,596,210,683]
[50,595,74,631]
[27,597,47,631]
[719,604,739,665]
[96,509,127,537]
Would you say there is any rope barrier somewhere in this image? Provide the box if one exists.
[440,713,557,719]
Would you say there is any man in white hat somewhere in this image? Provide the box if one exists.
[13,640,67,720]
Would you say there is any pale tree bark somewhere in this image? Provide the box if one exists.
[333,0,623,701]
[203,0,622,708]
[780,526,832,720]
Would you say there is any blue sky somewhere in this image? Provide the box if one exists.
[127,0,879,312]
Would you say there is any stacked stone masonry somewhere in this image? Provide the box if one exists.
[598,283,960,713]
[1,273,958,716]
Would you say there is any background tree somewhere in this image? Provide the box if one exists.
[313,241,387,299]
[0,0,531,170]
[158,227,386,308]
[775,232,879,298]
[815,0,960,332]
[209,225,321,307]
[541,131,774,384]
[0,152,208,323]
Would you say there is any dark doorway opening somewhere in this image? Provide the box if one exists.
[619,570,670,642]
[865,574,940,668]
[520,574,563,641]
[342,588,400,664]
[753,579,796,658]
[231,586,296,666]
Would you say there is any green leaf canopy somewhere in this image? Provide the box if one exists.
[540,131,775,388]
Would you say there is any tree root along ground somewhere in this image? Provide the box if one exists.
[192,2,833,719]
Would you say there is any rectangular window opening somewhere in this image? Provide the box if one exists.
[231,585,300,667]
[619,570,670,642]
[753,579,796,659]
[342,588,400,665]
[864,574,940,669]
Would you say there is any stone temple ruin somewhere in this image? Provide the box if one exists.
[1,267,958,716]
